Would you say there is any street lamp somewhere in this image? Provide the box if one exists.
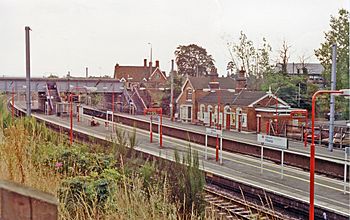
[309,89,347,220]
[217,89,221,162]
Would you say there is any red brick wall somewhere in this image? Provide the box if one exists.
[177,81,210,122]
[0,180,57,220]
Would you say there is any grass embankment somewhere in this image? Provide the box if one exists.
[0,97,211,219]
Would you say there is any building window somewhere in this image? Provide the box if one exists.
[186,88,192,101]
[242,113,247,128]
[199,104,205,120]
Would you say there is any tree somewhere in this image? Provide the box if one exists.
[227,31,256,77]
[315,9,349,119]
[257,37,273,77]
[315,8,349,90]
[175,44,215,77]
[278,40,291,75]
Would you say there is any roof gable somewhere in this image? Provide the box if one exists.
[149,67,167,81]
[114,65,156,82]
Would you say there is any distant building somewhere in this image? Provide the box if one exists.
[275,63,325,87]
[114,59,167,88]
[113,59,168,113]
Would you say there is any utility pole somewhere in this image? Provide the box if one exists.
[170,59,174,121]
[25,26,31,117]
[328,44,337,151]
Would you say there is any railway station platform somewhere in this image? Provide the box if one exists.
[29,111,350,219]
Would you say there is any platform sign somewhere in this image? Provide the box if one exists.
[258,134,288,150]
[345,147,350,194]
[206,128,222,136]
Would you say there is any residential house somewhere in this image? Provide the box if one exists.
[275,63,325,87]
[114,59,167,88]
[113,59,168,113]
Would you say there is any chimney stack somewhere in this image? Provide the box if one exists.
[144,59,147,67]
[209,67,218,81]
[236,68,247,92]
[149,61,152,68]
[155,60,159,68]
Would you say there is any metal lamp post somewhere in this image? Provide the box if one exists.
[309,89,344,220]
[216,89,221,162]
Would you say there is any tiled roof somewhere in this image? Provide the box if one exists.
[198,90,237,105]
[198,90,267,107]
[232,90,266,106]
[188,76,236,90]
[114,66,157,82]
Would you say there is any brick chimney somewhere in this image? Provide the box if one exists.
[144,59,147,67]
[155,60,159,68]
[149,61,152,68]
[209,67,218,81]
[235,68,247,92]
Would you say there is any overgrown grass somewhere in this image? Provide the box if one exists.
[0,96,209,219]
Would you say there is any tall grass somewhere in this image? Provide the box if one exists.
[0,96,209,219]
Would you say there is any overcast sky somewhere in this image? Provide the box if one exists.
[0,0,348,77]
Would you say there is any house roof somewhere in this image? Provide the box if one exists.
[188,76,236,90]
[114,66,157,82]
[198,90,238,105]
[275,63,324,75]
[233,90,267,106]
[198,90,268,107]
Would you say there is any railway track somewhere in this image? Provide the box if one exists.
[204,185,287,220]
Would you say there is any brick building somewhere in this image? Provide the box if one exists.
[176,69,236,123]
[113,59,168,113]
[176,69,305,133]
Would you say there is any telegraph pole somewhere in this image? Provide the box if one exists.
[170,60,174,121]
[25,26,31,117]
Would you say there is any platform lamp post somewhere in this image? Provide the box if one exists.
[309,89,348,220]
[216,88,221,162]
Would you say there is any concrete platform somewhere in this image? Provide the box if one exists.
[31,112,350,219]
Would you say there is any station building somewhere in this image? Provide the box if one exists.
[176,69,305,133]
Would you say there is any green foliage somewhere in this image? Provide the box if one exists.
[175,44,215,77]
[227,32,274,90]
[261,72,309,108]
[90,93,102,106]
[315,8,349,90]
[315,8,349,119]
[165,146,205,215]
[0,95,12,130]
[59,168,122,217]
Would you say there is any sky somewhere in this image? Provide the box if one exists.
[0,0,348,78]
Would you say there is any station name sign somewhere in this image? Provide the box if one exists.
[206,128,222,136]
[257,134,288,150]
